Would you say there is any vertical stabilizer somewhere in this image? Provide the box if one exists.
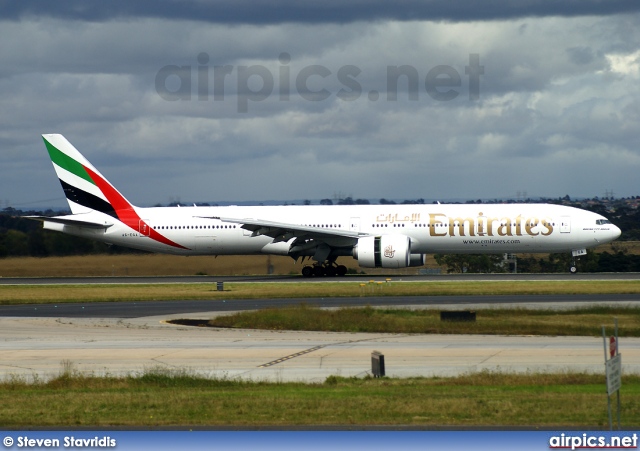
[42,134,136,217]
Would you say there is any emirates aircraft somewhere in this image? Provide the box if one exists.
[28,134,621,276]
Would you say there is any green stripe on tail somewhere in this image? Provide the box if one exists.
[43,137,95,185]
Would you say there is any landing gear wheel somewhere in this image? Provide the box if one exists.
[324,265,337,277]
[301,261,346,277]
[570,266,577,274]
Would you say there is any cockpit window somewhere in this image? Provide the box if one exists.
[595,219,612,225]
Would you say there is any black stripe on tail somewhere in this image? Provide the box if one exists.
[59,179,118,218]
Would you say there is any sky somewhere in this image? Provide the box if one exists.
[2,0,640,209]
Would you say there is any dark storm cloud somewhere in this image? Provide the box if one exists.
[2,8,640,205]
[2,0,639,24]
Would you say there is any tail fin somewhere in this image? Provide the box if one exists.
[42,134,136,218]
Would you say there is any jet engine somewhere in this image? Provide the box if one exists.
[353,235,424,268]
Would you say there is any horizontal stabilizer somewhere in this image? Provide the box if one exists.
[25,215,113,229]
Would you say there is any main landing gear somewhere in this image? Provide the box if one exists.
[301,262,348,278]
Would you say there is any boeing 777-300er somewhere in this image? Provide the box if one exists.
[28,134,621,276]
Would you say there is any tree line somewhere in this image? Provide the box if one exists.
[0,209,144,258]
[434,248,640,274]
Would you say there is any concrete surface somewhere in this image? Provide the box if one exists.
[1,311,637,383]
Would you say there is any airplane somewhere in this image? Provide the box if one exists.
[27,134,621,276]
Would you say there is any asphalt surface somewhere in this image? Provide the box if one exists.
[1,272,639,285]
[1,293,639,318]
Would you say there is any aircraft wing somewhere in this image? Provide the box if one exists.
[25,215,114,229]
[198,216,365,244]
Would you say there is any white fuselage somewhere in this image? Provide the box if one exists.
[43,203,621,258]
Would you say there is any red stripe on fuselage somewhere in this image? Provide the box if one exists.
[83,165,189,250]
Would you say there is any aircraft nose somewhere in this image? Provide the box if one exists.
[612,224,622,240]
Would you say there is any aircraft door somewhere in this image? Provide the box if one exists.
[139,219,151,237]
[350,217,360,233]
[560,216,571,233]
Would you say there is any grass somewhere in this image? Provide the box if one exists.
[196,304,640,337]
[1,369,638,427]
[0,254,305,277]
[1,242,639,278]
[1,280,640,305]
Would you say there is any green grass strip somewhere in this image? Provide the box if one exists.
[201,305,640,337]
[1,280,640,305]
[1,370,638,427]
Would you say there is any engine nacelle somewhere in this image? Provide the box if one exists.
[408,253,426,267]
[354,235,424,268]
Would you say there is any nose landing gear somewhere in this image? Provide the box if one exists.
[570,248,587,274]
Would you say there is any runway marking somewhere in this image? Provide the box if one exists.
[257,336,409,368]
[258,345,329,368]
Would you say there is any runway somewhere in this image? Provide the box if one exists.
[1,294,639,318]
[0,290,639,382]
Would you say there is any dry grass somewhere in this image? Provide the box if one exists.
[0,241,640,277]
[0,254,303,277]
[0,254,443,277]
[0,242,636,278]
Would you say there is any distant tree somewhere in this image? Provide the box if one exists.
[1,230,29,256]
[337,197,355,205]
[380,198,396,205]
[584,203,609,217]
[597,251,640,272]
[434,254,505,273]
[320,199,333,205]
[515,255,542,273]
[27,228,49,257]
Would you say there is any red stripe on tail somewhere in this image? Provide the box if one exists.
[83,165,189,250]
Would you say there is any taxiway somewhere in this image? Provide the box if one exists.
[0,291,638,382]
